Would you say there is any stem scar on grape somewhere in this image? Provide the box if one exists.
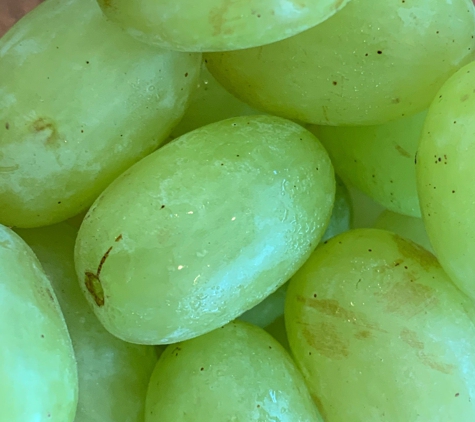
[84,244,115,307]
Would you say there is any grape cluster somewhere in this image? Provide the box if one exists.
[1,0,475,421]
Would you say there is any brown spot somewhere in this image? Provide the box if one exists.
[400,328,424,350]
[392,98,401,104]
[391,233,438,271]
[400,329,455,374]
[84,272,104,306]
[5,122,9,130]
[209,1,233,37]
[354,330,372,340]
[333,0,345,10]
[296,296,387,333]
[395,144,411,158]
[461,94,470,102]
[300,321,349,359]
[31,117,60,146]
[115,234,123,242]
[375,280,438,318]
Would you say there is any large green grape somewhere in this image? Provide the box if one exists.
[206,0,475,126]
[0,225,77,421]
[286,229,475,421]
[0,0,200,228]
[169,60,259,140]
[75,115,335,344]
[16,223,157,422]
[97,0,351,52]
[310,111,426,216]
[417,61,475,302]
[374,210,433,254]
[239,177,351,329]
[145,320,323,421]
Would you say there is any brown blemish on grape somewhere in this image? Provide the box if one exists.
[400,328,455,374]
[301,321,349,359]
[115,234,123,242]
[395,144,411,158]
[392,98,401,104]
[375,280,437,318]
[5,122,9,130]
[31,117,60,146]
[209,2,234,37]
[297,296,387,334]
[391,233,438,271]
[84,246,113,307]
[334,0,345,10]
[354,330,372,340]
[461,94,469,102]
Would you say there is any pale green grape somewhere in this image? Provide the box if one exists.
[239,177,351,329]
[311,111,426,216]
[206,0,475,126]
[349,187,384,229]
[16,223,157,422]
[286,229,475,421]
[0,225,77,421]
[375,210,433,253]
[169,60,259,140]
[0,0,200,228]
[145,320,322,422]
[417,60,475,302]
[75,115,335,344]
[97,0,351,52]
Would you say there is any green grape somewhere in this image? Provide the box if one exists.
[75,115,335,344]
[286,229,475,421]
[97,0,351,52]
[169,60,259,140]
[205,0,475,126]
[0,0,200,228]
[375,210,433,254]
[0,225,77,421]
[311,111,425,216]
[416,60,475,302]
[145,320,323,422]
[239,177,351,329]
[16,223,157,422]
[349,187,384,229]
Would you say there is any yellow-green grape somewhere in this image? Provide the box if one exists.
[97,0,351,52]
[286,229,475,421]
[0,225,77,421]
[75,115,335,345]
[206,0,475,126]
[417,61,475,302]
[0,0,200,229]
[145,321,323,422]
[16,223,157,422]
[239,177,351,329]
[375,210,433,254]
[311,111,425,216]
[349,187,384,229]
[169,60,259,140]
